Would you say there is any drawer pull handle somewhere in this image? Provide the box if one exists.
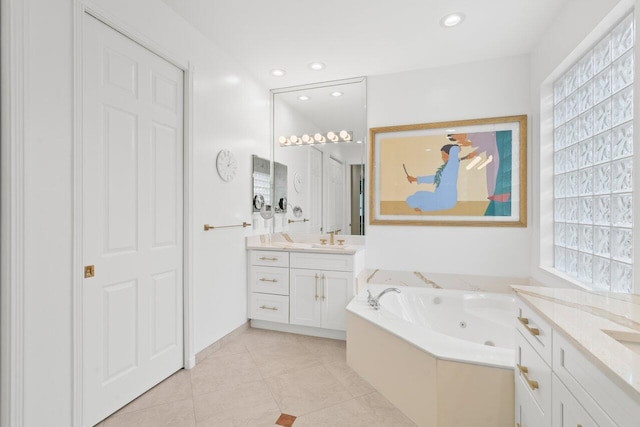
[259,305,278,311]
[259,256,278,261]
[259,278,278,283]
[517,317,540,336]
[314,273,319,301]
[516,364,539,390]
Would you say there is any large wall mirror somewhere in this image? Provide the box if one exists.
[272,77,367,235]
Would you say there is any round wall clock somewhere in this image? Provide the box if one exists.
[294,172,303,193]
[216,149,238,182]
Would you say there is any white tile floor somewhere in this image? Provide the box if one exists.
[97,328,416,427]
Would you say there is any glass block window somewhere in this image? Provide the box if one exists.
[553,12,634,292]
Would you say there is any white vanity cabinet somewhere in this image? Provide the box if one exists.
[289,268,351,330]
[247,246,364,338]
[514,295,640,427]
[248,250,290,323]
[289,251,356,332]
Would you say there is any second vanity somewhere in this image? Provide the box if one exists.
[246,234,365,339]
[513,286,640,427]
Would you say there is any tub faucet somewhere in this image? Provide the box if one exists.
[366,287,401,310]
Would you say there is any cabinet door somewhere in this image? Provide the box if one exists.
[289,269,322,327]
[319,270,352,331]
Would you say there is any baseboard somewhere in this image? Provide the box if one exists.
[250,319,346,340]
[194,321,250,364]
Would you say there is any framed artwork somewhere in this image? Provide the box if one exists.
[369,115,527,227]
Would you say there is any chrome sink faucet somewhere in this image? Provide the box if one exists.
[366,288,401,310]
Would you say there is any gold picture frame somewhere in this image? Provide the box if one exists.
[369,115,527,227]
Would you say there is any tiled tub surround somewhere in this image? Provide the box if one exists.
[364,268,530,293]
[513,286,640,426]
[346,285,516,426]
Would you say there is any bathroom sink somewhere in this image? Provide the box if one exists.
[310,243,352,250]
[269,242,312,249]
[602,330,640,355]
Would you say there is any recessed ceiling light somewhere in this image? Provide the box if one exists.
[331,91,343,97]
[298,95,310,101]
[308,62,326,71]
[440,13,465,27]
[270,69,286,77]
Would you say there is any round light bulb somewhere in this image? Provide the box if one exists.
[314,133,325,143]
[301,134,312,144]
[339,130,352,141]
[278,136,288,145]
[290,135,299,144]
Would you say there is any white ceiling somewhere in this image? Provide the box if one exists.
[160,0,569,89]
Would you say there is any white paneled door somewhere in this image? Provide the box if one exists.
[325,155,345,234]
[82,14,184,426]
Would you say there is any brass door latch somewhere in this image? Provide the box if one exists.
[84,265,95,278]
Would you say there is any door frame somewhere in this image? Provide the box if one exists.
[71,4,195,426]
[1,0,26,426]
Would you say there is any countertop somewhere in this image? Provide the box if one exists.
[512,285,640,402]
[246,236,364,255]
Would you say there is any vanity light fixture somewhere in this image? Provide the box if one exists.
[279,131,354,146]
[331,91,343,97]
[298,95,310,101]
[270,68,286,77]
[308,62,325,71]
[440,12,465,27]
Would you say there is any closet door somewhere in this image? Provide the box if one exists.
[82,13,184,426]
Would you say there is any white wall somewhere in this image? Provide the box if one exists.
[365,55,532,276]
[9,0,269,425]
[528,0,635,289]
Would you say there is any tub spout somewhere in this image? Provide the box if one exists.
[367,287,401,310]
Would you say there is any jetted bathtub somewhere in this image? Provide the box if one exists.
[346,285,516,427]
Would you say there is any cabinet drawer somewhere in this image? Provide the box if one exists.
[516,330,551,424]
[250,250,289,268]
[250,266,289,295]
[553,331,632,427]
[516,298,552,364]
[515,374,545,427]
[551,374,598,427]
[290,252,353,272]
[249,293,289,323]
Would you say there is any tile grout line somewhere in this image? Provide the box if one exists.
[244,332,285,415]
[188,368,197,424]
